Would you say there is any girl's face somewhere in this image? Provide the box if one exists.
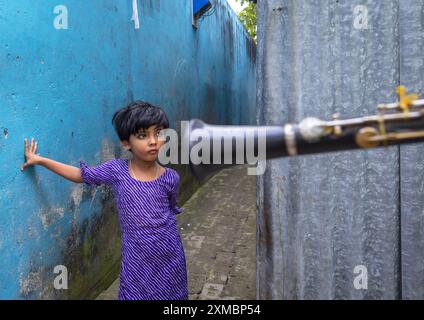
[122,125,166,161]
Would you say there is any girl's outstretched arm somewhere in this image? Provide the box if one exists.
[21,137,83,183]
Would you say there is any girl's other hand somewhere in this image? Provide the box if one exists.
[21,137,41,171]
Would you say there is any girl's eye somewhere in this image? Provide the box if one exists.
[136,131,163,139]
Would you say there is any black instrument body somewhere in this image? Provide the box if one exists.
[183,92,424,181]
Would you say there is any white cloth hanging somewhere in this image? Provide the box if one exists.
[131,0,140,29]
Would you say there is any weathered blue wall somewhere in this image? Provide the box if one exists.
[0,0,256,299]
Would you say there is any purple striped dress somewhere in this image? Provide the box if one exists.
[79,158,188,300]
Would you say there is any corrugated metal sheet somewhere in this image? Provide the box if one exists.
[257,0,424,299]
[399,0,424,300]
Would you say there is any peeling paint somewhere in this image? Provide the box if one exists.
[101,138,116,162]
[19,268,43,298]
[28,225,39,240]
[70,184,84,209]
[39,206,65,230]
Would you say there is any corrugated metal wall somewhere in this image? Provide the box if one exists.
[257,0,424,299]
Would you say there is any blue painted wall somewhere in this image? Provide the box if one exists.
[0,0,256,299]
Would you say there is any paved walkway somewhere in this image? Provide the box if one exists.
[96,164,256,300]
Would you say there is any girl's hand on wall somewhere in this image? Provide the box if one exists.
[21,137,41,171]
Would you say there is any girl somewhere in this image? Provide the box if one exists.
[21,101,188,300]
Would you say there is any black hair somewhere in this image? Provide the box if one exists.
[111,101,170,143]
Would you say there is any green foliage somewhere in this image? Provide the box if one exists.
[235,0,257,43]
